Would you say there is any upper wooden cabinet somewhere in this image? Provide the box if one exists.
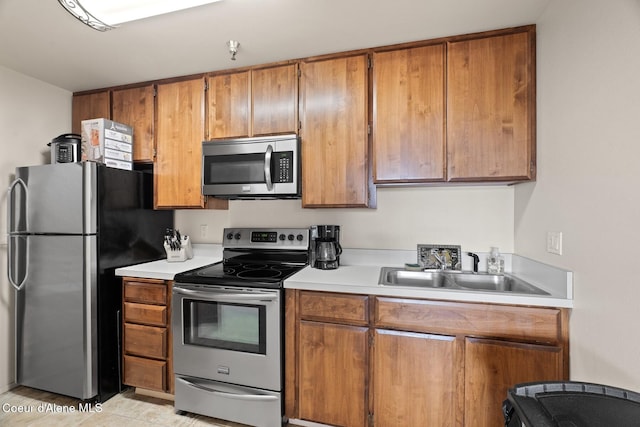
[207,70,250,139]
[447,28,536,181]
[252,64,298,136]
[300,54,372,208]
[206,63,298,139]
[112,85,156,163]
[155,78,207,209]
[372,44,446,183]
[71,91,111,134]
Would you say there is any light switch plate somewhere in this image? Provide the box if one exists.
[546,231,563,255]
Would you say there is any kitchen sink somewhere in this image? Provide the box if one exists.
[379,267,550,295]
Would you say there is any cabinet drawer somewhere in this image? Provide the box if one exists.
[124,323,167,359]
[123,354,167,391]
[124,302,167,326]
[300,291,369,325]
[123,279,168,305]
[374,297,564,344]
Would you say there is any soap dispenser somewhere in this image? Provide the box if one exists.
[487,247,504,274]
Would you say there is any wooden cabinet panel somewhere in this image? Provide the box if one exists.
[123,279,167,305]
[112,85,155,162]
[71,91,111,134]
[207,71,250,139]
[374,297,564,344]
[373,329,461,427]
[252,64,298,136]
[155,78,206,208]
[123,355,167,391]
[447,30,535,181]
[373,44,446,183]
[299,291,369,325]
[124,302,167,327]
[299,321,368,427]
[464,338,563,427]
[124,323,167,359]
[300,55,371,207]
[122,277,173,394]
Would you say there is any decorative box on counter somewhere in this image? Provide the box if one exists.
[80,118,133,170]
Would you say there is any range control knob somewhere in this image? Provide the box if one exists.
[287,234,295,241]
[234,233,242,240]
[296,234,304,241]
[279,234,286,241]
[226,232,234,240]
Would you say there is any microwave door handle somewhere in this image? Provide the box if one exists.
[264,145,274,191]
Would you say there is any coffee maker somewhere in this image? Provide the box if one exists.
[310,225,342,270]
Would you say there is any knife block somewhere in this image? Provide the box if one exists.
[164,235,193,262]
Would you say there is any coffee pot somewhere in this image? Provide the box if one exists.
[310,225,342,270]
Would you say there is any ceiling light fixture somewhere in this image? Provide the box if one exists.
[58,0,223,32]
[227,40,240,61]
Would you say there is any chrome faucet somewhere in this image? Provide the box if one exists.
[432,251,448,270]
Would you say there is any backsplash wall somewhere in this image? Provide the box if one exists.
[175,185,515,253]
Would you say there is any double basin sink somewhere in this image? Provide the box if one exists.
[379,267,549,295]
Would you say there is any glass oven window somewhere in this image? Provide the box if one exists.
[183,299,267,354]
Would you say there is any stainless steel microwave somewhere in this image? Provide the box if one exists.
[202,134,301,199]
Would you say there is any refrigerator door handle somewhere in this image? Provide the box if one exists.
[7,178,29,291]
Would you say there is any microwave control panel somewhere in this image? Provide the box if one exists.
[273,151,294,183]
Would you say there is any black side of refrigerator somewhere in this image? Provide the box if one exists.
[95,165,173,402]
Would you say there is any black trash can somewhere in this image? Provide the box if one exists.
[503,381,640,427]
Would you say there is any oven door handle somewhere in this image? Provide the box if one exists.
[179,377,278,402]
[173,286,278,302]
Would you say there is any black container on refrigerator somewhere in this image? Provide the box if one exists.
[7,162,174,402]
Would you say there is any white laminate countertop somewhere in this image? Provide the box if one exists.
[284,264,573,308]
[115,245,573,308]
[115,244,223,281]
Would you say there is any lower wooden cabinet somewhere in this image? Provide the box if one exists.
[122,277,174,394]
[285,290,569,427]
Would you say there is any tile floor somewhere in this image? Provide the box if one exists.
[0,386,249,426]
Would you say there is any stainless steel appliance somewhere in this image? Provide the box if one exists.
[7,162,173,402]
[310,225,342,270]
[47,133,81,163]
[172,227,310,427]
[201,134,301,199]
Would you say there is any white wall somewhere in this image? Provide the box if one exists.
[515,0,640,391]
[0,65,72,392]
[176,185,515,252]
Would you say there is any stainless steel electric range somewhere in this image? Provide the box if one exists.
[172,227,310,427]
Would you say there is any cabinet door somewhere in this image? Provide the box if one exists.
[252,64,298,136]
[155,78,206,208]
[464,337,563,427]
[112,85,155,162]
[71,91,110,134]
[373,44,445,183]
[300,55,371,208]
[207,71,250,139]
[373,329,461,427]
[299,321,368,427]
[447,30,535,181]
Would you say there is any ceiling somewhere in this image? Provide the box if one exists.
[0,0,551,93]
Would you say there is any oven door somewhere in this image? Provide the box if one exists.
[201,135,300,198]
[172,284,282,391]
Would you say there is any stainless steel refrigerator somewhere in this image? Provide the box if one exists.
[7,162,173,402]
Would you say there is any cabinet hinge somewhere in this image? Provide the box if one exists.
[204,80,209,91]
[297,68,301,78]
[368,412,374,427]
[367,123,372,135]
[368,56,372,69]
[153,87,157,97]
[530,161,535,174]
[369,334,374,347]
